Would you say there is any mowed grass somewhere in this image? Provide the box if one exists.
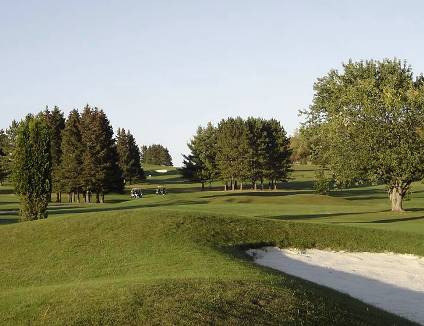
[0,164,423,324]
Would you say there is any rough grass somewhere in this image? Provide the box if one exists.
[0,164,423,324]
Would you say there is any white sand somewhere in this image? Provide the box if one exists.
[247,247,424,324]
[155,169,168,173]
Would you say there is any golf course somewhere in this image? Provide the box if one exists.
[1,164,423,325]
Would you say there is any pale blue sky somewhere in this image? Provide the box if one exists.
[1,1,423,165]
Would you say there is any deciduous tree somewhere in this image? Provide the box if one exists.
[12,115,52,220]
[303,59,424,211]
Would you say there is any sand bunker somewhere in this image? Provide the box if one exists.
[155,169,168,173]
[247,247,424,324]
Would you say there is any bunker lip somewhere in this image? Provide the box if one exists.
[247,247,424,325]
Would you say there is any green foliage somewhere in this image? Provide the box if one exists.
[216,117,250,188]
[80,106,124,200]
[12,115,52,220]
[39,106,65,194]
[263,119,292,185]
[59,109,84,195]
[116,128,143,184]
[0,121,19,183]
[181,123,218,188]
[304,59,424,211]
[0,130,8,184]
[313,169,334,195]
[142,144,173,166]
[290,128,312,164]
[184,117,292,190]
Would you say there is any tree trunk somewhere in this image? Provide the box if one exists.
[274,181,277,191]
[231,178,235,191]
[254,182,257,191]
[68,192,73,203]
[201,182,205,191]
[260,179,264,191]
[96,192,100,203]
[100,192,104,203]
[390,187,405,212]
[86,191,90,203]
[77,191,81,203]
[72,192,76,203]
[56,192,60,203]
[224,183,227,191]
[240,182,243,191]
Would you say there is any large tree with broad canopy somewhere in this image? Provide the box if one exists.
[304,59,424,212]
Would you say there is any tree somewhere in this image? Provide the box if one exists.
[181,123,218,190]
[80,106,124,203]
[12,115,52,220]
[40,106,65,201]
[0,131,7,185]
[0,121,19,183]
[216,117,250,190]
[290,128,312,164]
[303,59,424,212]
[245,117,268,190]
[116,128,143,184]
[263,119,292,189]
[59,110,84,202]
[142,144,173,166]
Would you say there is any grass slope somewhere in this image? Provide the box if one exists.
[0,164,422,324]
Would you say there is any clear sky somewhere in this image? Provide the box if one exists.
[1,0,423,166]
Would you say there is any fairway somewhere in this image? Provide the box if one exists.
[0,164,423,324]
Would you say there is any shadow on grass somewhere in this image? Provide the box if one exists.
[0,218,18,224]
[260,211,381,221]
[0,188,14,195]
[45,199,209,216]
[361,215,424,224]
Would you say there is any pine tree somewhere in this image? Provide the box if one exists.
[216,117,249,190]
[40,106,65,201]
[59,110,83,202]
[0,130,8,185]
[116,129,143,185]
[245,117,269,190]
[0,120,19,182]
[80,106,124,203]
[181,123,218,190]
[12,115,52,221]
[126,131,143,183]
[264,119,291,189]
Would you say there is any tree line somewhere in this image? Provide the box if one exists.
[1,105,147,220]
[182,117,291,191]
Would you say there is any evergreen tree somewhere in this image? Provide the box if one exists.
[263,119,292,189]
[181,123,218,190]
[245,117,268,190]
[12,115,52,220]
[116,129,143,184]
[0,130,8,184]
[59,110,84,202]
[0,120,19,182]
[216,117,249,190]
[80,106,124,203]
[40,106,65,201]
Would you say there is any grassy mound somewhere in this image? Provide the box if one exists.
[0,209,417,325]
[1,164,424,324]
